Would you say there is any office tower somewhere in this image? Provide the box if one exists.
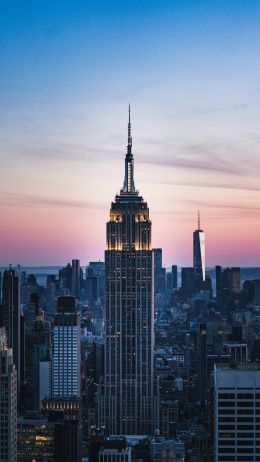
[41,402,82,462]
[20,272,30,305]
[46,275,56,313]
[166,271,173,290]
[2,267,21,389]
[214,364,260,462]
[17,416,55,461]
[20,310,25,383]
[153,248,163,294]
[52,296,81,398]
[172,265,178,289]
[193,211,205,289]
[25,293,39,336]
[72,259,81,299]
[181,267,195,297]
[32,311,51,409]
[86,261,105,300]
[59,263,72,293]
[0,307,17,462]
[215,266,240,313]
[98,107,158,435]
[197,322,207,404]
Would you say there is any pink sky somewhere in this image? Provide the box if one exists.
[1,105,260,268]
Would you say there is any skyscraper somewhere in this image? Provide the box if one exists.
[153,248,163,294]
[52,296,81,398]
[98,107,158,435]
[214,363,260,462]
[2,267,21,391]
[193,211,205,289]
[0,307,17,462]
[72,259,81,299]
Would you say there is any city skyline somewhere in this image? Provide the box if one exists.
[2,1,260,266]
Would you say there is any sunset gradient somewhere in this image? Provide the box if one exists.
[1,1,260,266]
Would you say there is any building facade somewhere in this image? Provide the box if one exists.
[0,312,17,462]
[52,296,81,398]
[98,108,158,435]
[2,268,20,389]
[214,364,260,462]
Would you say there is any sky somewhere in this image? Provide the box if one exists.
[1,0,260,267]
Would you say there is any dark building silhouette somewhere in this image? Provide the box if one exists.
[2,267,21,391]
[172,265,178,289]
[72,259,81,299]
[215,266,240,314]
[0,305,17,462]
[181,267,195,297]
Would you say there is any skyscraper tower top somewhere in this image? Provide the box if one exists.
[193,210,205,284]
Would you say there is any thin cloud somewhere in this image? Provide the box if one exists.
[140,155,246,175]
[0,191,104,210]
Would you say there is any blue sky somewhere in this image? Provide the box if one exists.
[1,0,260,265]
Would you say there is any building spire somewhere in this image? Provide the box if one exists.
[121,104,136,194]
[198,209,201,230]
[127,103,132,156]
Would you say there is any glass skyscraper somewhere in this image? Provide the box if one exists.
[52,296,81,398]
[193,211,205,288]
[98,107,158,435]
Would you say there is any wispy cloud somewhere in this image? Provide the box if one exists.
[140,154,246,175]
[0,191,104,210]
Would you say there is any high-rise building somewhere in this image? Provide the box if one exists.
[2,267,21,390]
[193,211,205,289]
[197,322,207,404]
[98,107,158,435]
[153,248,163,294]
[52,296,81,398]
[181,267,195,297]
[0,307,17,462]
[172,265,178,289]
[72,259,81,299]
[215,266,240,314]
[214,364,260,462]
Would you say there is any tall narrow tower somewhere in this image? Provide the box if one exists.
[98,107,158,435]
[193,210,205,289]
[0,306,17,462]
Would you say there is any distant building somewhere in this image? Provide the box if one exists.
[172,265,178,289]
[72,259,81,299]
[86,261,105,300]
[214,363,260,462]
[153,248,163,294]
[193,211,205,289]
[197,322,207,404]
[181,267,195,297]
[59,263,72,293]
[216,266,240,313]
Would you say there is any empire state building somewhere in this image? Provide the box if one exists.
[98,107,158,435]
